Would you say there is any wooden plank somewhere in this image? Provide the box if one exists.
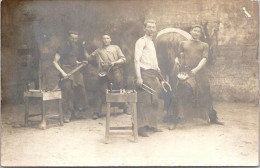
[127,92,137,103]
[40,100,47,129]
[106,93,127,102]
[43,91,62,101]
[106,92,137,103]
[24,91,43,97]
[105,103,111,144]
[58,99,63,126]
[24,90,62,100]
[24,97,29,127]
[109,132,133,135]
[28,113,42,117]
[133,103,138,142]
[110,126,132,130]
[46,114,60,119]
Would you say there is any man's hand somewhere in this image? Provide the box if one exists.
[109,62,115,66]
[82,60,88,64]
[82,41,87,48]
[61,72,69,78]
[76,60,88,65]
[175,57,180,66]
[76,60,81,65]
[136,77,143,88]
[190,68,198,76]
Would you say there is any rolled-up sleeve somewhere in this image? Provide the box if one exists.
[116,46,126,63]
[134,39,145,64]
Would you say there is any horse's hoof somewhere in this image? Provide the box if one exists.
[168,125,176,130]
[39,122,47,130]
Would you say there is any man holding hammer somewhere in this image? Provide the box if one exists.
[53,30,88,123]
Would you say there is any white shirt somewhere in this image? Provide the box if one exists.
[135,35,160,70]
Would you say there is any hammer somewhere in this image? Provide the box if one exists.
[53,63,87,90]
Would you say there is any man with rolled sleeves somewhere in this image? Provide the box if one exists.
[53,31,88,123]
[84,33,126,120]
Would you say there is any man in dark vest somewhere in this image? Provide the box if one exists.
[53,31,88,123]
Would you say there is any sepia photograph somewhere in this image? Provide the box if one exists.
[1,0,259,166]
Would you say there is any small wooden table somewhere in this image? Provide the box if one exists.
[105,90,138,143]
[24,90,63,129]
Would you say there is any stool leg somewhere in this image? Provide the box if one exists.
[133,103,138,143]
[58,99,63,126]
[39,100,47,130]
[24,97,29,127]
[105,103,111,144]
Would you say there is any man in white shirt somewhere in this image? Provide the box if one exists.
[134,20,163,137]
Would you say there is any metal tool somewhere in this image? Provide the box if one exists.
[158,72,172,92]
[141,83,156,95]
[53,62,87,90]
[98,64,114,77]
[134,80,156,95]
[62,63,86,80]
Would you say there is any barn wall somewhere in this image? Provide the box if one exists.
[146,0,259,102]
[2,0,259,104]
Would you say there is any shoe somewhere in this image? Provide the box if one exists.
[210,120,224,125]
[92,114,99,120]
[138,128,149,137]
[169,117,181,130]
[153,127,163,132]
[71,113,78,120]
[63,119,70,123]
[168,124,176,130]
[72,112,85,120]
[138,130,149,137]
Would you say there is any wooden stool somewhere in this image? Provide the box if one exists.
[24,90,63,129]
[105,90,138,143]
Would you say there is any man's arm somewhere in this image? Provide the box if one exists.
[134,39,145,86]
[191,43,209,75]
[111,46,126,65]
[191,58,207,75]
[53,53,67,78]
[82,43,100,62]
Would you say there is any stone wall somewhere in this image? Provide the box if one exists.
[146,0,259,103]
[2,0,258,103]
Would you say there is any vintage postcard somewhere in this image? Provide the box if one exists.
[1,0,259,166]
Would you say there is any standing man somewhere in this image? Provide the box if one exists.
[84,33,126,120]
[53,31,88,123]
[134,20,163,137]
[170,24,223,129]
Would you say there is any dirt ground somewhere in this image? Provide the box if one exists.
[1,101,259,166]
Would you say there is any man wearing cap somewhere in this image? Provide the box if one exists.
[53,31,88,123]
[84,33,126,120]
[134,20,163,137]
[169,24,223,129]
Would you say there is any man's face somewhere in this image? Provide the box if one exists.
[68,33,79,43]
[102,35,111,46]
[144,22,156,36]
[190,27,201,40]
